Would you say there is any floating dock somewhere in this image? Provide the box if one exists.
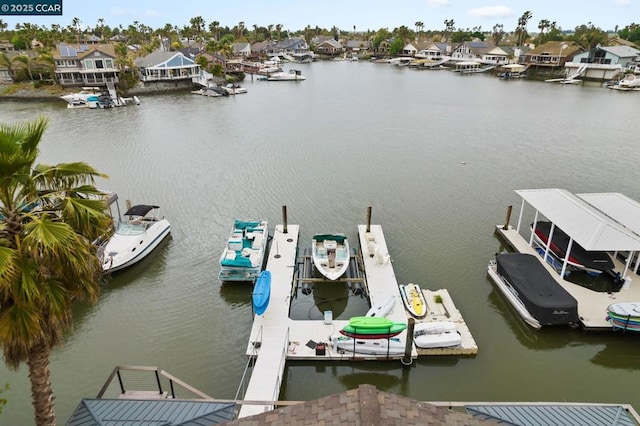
[240,223,476,418]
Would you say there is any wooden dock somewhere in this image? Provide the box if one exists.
[239,223,476,418]
[495,225,640,330]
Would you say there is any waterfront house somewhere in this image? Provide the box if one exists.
[417,42,456,59]
[481,46,528,65]
[372,39,391,57]
[314,38,344,57]
[233,42,251,58]
[403,41,430,57]
[53,43,119,87]
[523,41,583,68]
[134,51,200,83]
[450,41,495,62]
[265,37,310,57]
[346,39,371,56]
[568,44,640,79]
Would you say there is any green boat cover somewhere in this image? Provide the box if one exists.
[313,233,347,243]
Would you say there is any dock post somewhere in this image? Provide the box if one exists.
[366,206,372,233]
[401,317,415,366]
[282,205,288,234]
[502,205,512,230]
[126,199,131,211]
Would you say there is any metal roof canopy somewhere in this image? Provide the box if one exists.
[515,188,640,251]
[578,192,640,238]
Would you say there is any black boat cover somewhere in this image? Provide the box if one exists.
[496,253,579,326]
[124,205,158,217]
[532,221,614,272]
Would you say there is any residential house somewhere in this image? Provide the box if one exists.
[481,46,528,65]
[416,42,455,59]
[345,39,371,56]
[568,44,639,79]
[372,39,391,57]
[53,43,119,87]
[194,51,226,72]
[450,41,494,62]
[402,41,418,57]
[608,35,639,49]
[134,51,200,82]
[250,41,270,59]
[523,41,583,67]
[265,37,310,57]
[233,42,251,58]
[314,38,343,57]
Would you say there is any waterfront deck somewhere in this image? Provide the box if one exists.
[495,225,640,330]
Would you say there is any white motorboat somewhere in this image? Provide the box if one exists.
[610,73,640,91]
[101,204,171,272]
[413,321,462,348]
[312,233,349,280]
[60,87,102,103]
[331,335,407,356]
[218,220,268,281]
[191,86,228,97]
[222,83,247,95]
[266,69,306,81]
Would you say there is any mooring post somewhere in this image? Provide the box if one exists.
[126,199,131,211]
[366,206,372,233]
[282,205,288,234]
[502,205,512,230]
[401,317,415,366]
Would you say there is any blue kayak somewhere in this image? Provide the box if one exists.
[252,270,271,315]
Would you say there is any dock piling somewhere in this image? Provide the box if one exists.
[282,205,288,234]
[401,317,415,366]
[366,206,372,233]
[503,205,512,230]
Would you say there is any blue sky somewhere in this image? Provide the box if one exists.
[2,0,636,33]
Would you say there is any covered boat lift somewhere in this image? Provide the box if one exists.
[513,188,640,282]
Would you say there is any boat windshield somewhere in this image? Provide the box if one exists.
[115,222,146,236]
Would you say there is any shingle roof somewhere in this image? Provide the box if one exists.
[222,384,495,425]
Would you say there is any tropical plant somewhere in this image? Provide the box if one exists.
[0,116,112,426]
[515,11,533,45]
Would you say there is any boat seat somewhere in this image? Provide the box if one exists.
[317,247,328,258]
[252,234,263,249]
[224,250,236,260]
[336,248,348,260]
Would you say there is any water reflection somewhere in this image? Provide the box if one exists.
[591,335,640,370]
[219,281,253,308]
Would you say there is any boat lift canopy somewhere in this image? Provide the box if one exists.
[515,188,640,278]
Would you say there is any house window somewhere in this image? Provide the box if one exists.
[66,60,75,66]
[84,59,95,69]
[95,59,104,69]
[105,59,113,68]
[56,60,65,67]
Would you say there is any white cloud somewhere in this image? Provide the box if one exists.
[614,0,631,5]
[427,0,451,8]
[144,10,163,18]
[468,5,513,19]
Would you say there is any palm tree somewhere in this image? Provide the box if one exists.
[0,116,112,426]
[71,17,82,45]
[12,54,35,81]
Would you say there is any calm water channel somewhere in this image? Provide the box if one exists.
[2,60,640,424]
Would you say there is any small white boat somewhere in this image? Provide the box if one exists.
[610,73,640,91]
[101,204,171,272]
[60,86,102,103]
[399,283,427,318]
[219,220,268,281]
[413,321,462,348]
[266,69,306,81]
[312,233,349,280]
[191,86,228,97]
[331,335,406,356]
[222,83,247,95]
[366,294,396,318]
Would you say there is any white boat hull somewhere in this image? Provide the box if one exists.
[366,294,396,317]
[487,261,541,329]
[332,336,407,356]
[413,322,462,348]
[312,234,349,281]
[102,219,171,272]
